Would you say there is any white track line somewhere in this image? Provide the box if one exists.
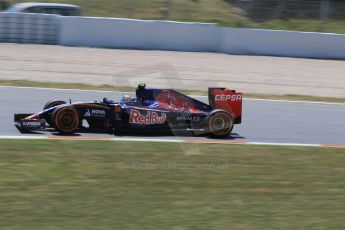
[244,98,345,106]
[112,138,182,143]
[0,135,48,140]
[1,85,344,105]
[0,135,344,148]
[247,142,321,147]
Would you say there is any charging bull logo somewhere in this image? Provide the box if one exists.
[129,109,166,125]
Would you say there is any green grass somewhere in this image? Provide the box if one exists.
[0,139,345,229]
[6,0,345,34]
[1,79,345,103]
[262,19,345,34]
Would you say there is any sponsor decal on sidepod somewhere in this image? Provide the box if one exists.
[84,109,106,118]
[130,109,166,125]
[176,116,201,121]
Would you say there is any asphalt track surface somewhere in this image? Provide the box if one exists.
[1,86,345,145]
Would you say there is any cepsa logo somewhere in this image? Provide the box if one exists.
[130,109,166,125]
[215,94,242,101]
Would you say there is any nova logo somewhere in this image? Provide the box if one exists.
[92,109,106,115]
[84,109,106,117]
[129,109,166,125]
[84,109,91,117]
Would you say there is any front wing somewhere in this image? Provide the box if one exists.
[14,114,46,131]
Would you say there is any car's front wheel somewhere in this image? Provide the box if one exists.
[52,107,79,134]
[43,100,66,110]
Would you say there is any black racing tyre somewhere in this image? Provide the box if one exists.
[52,107,79,134]
[44,100,66,127]
[43,100,66,110]
[207,110,234,138]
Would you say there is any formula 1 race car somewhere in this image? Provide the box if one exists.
[14,84,242,137]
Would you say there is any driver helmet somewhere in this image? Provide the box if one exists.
[123,95,135,102]
[137,82,146,90]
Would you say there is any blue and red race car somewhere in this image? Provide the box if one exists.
[14,84,242,137]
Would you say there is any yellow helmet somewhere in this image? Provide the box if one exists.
[138,82,146,90]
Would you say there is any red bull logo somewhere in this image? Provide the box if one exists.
[129,109,166,125]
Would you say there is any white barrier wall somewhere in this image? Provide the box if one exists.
[0,13,60,44]
[59,17,221,52]
[1,13,345,59]
[221,28,345,59]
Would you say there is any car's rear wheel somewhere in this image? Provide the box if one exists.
[52,107,79,134]
[43,100,66,110]
[208,110,234,138]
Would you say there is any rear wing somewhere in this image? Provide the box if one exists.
[208,88,242,124]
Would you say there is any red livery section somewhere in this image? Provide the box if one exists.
[208,88,243,123]
[155,90,200,113]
